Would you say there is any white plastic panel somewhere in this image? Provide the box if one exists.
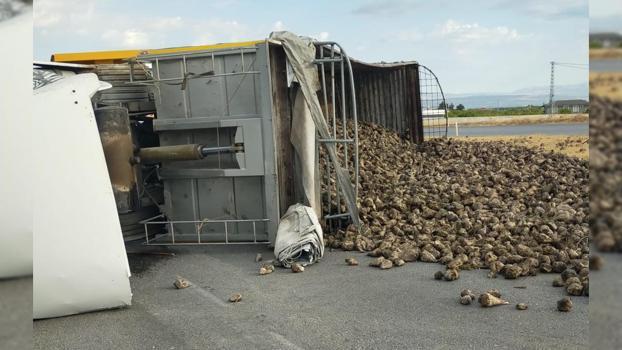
[33,74,132,319]
[0,9,32,278]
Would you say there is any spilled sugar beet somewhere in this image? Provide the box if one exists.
[322,121,588,297]
[590,97,622,253]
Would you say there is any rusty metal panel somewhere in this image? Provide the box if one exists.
[268,45,295,216]
[94,106,137,213]
[329,61,445,143]
[343,65,417,138]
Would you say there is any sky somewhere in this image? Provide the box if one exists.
[34,0,590,94]
[590,0,622,32]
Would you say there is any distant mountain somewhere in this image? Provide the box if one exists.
[445,83,588,109]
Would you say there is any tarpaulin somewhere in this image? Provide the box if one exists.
[274,204,324,268]
[290,88,321,217]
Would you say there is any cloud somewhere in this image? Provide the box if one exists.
[590,15,622,33]
[438,20,522,44]
[34,0,95,29]
[102,29,150,48]
[272,20,285,31]
[590,0,622,19]
[524,0,587,19]
[313,31,330,41]
[495,0,588,20]
[34,0,259,52]
[148,16,184,31]
[191,19,254,46]
[396,30,424,42]
[352,0,419,16]
[35,0,96,42]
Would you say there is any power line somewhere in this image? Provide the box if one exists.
[554,62,588,66]
[548,61,588,116]
[555,63,589,70]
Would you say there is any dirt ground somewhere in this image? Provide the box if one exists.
[448,113,588,127]
[456,135,589,160]
[591,72,622,101]
[590,48,622,60]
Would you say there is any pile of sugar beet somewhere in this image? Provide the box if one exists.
[590,96,622,252]
[323,121,590,298]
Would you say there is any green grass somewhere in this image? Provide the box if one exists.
[448,105,545,118]
[590,41,603,49]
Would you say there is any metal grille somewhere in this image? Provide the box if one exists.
[314,42,360,229]
[141,214,269,245]
[418,64,448,139]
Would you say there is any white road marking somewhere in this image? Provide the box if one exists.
[268,331,305,350]
[185,280,227,307]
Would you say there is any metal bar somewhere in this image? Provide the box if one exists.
[412,66,424,143]
[252,221,257,243]
[138,144,243,162]
[140,71,261,84]
[129,61,134,83]
[319,45,331,217]
[155,58,161,102]
[170,222,175,244]
[319,139,354,143]
[138,46,258,61]
[313,58,343,64]
[139,213,165,223]
[342,50,360,197]
[241,48,245,72]
[182,55,190,118]
[341,54,348,171]
[145,240,269,246]
[144,218,269,224]
[200,144,244,156]
[330,45,340,216]
[324,213,351,219]
[224,222,229,244]
[197,220,201,244]
[217,127,222,168]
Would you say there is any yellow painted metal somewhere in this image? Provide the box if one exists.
[52,40,264,64]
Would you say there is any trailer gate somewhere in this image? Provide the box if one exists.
[138,43,278,245]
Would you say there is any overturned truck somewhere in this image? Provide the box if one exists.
[42,33,448,246]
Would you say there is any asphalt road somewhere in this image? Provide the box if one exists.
[0,277,33,350]
[34,245,588,350]
[447,122,588,137]
[590,252,622,350]
[591,59,622,72]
